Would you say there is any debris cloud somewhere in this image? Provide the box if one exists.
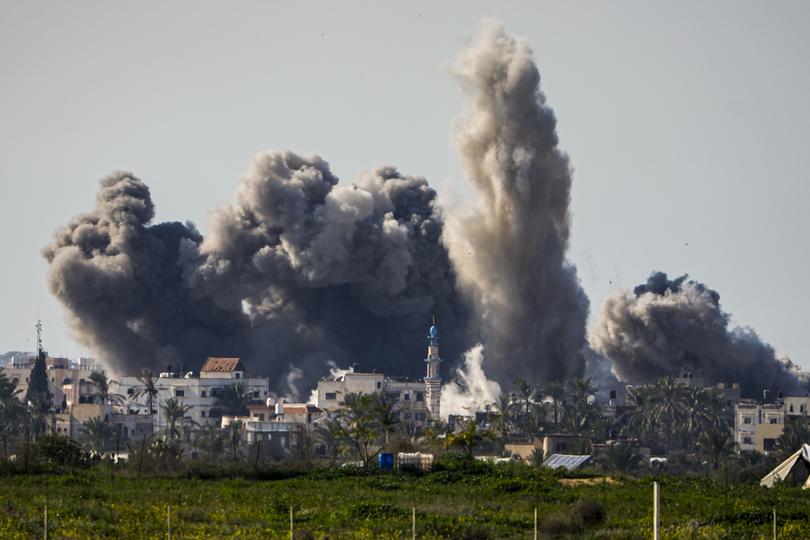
[444,20,589,386]
[589,271,800,397]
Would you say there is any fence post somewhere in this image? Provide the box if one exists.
[534,507,537,540]
[773,507,777,540]
[412,507,416,540]
[290,505,293,539]
[653,481,660,540]
[44,504,47,540]
[167,504,171,540]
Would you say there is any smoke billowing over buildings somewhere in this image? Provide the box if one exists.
[590,272,800,397]
[42,21,799,399]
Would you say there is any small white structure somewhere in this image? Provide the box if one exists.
[760,444,810,488]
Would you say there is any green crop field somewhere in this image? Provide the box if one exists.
[1,461,809,539]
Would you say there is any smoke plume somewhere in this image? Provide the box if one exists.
[44,156,470,392]
[440,345,502,417]
[589,271,800,397]
[443,21,589,386]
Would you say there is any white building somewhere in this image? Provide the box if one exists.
[315,320,442,429]
[115,357,270,432]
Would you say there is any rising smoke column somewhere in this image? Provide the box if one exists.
[42,172,251,374]
[590,271,800,397]
[443,21,589,386]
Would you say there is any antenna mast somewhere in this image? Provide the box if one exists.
[36,318,43,355]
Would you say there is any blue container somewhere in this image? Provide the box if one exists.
[378,453,394,470]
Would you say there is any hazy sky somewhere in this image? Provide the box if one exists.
[2,1,809,368]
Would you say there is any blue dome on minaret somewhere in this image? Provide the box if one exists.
[429,324,439,338]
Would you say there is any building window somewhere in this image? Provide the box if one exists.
[201,390,207,398]
[211,388,222,398]
[403,393,410,401]
[742,416,752,425]
[764,438,777,451]
[252,391,259,398]
[127,388,134,396]
[201,410,206,417]
[802,404,806,413]
[235,373,241,379]
[325,392,337,401]
[416,392,424,402]
[403,412,411,421]
[175,389,185,397]
[742,436,753,445]
[768,417,779,425]
[790,405,795,413]
[376,382,382,389]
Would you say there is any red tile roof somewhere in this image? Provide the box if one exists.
[200,357,244,373]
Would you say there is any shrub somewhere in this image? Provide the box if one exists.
[540,513,581,537]
[569,499,606,528]
[36,434,88,468]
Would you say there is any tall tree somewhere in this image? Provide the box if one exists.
[216,383,252,416]
[371,392,399,448]
[132,369,159,420]
[81,416,114,454]
[161,398,195,442]
[336,393,382,467]
[89,371,124,406]
[540,382,565,429]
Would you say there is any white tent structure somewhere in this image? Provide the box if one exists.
[760,444,810,488]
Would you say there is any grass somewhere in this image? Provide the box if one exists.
[0,463,809,538]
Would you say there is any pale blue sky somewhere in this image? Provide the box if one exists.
[2,1,809,367]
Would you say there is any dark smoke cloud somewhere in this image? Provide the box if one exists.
[590,271,800,397]
[44,155,469,392]
[42,172,251,374]
[444,20,589,386]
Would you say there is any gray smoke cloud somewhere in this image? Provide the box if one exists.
[589,271,801,397]
[443,21,589,386]
[42,172,252,373]
[44,155,469,392]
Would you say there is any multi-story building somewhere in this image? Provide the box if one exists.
[735,400,785,453]
[1,354,101,407]
[115,357,270,432]
[315,320,443,429]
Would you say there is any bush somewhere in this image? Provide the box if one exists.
[569,499,606,528]
[540,513,581,537]
[36,434,88,468]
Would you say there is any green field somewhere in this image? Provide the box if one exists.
[1,462,809,539]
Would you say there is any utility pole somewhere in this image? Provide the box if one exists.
[653,481,660,540]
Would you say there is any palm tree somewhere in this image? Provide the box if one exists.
[161,398,195,442]
[568,378,596,406]
[89,371,124,406]
[314,416,343,463]
[648,377,689,452]
[371,392,399,448]
[216,383,252,416]
[540,382,565,429]
[0,373,25,457]
[602,444,642,474]
[132,369,159,419]
[227,419,244,461]
[697,429,735,470]
[81,416,114,454]
[489,394,515,439]
[445,419,494,455]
